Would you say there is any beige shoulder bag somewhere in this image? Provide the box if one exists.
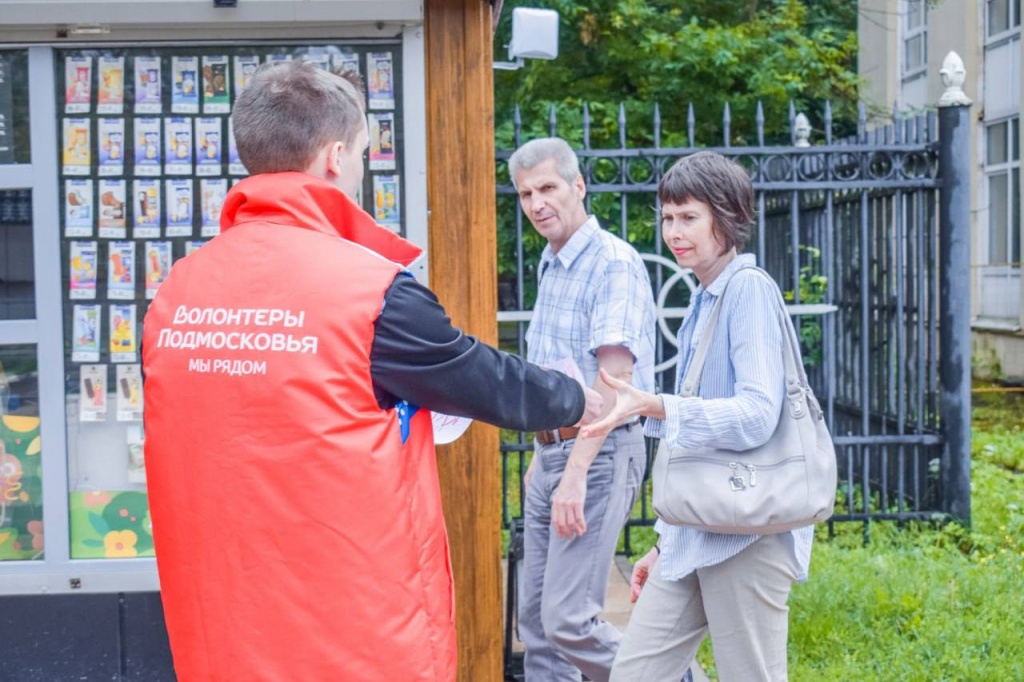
[652,267,837,534]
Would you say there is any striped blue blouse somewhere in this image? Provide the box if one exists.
[644,254,814,582]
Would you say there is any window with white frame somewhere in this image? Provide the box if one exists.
[986,118,1021,268]
[987,0,1021,40]
[902,0,927,75]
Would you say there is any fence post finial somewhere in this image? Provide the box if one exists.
[938,51,972,107]
[794,113,811,147]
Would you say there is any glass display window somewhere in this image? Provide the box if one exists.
[0,344,42,561]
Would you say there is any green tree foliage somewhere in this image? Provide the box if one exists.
[494,0,861,146]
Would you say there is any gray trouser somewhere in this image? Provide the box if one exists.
[610,532,799,682]
[519,425,645,682]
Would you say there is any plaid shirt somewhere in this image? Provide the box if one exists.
[526,216,655,394]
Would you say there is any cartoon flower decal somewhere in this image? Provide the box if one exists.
[104,529,138,558]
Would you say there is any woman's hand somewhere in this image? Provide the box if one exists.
[630,547,658,603]
[579,368,654,439]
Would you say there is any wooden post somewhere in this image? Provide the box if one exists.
[424,0,502,680]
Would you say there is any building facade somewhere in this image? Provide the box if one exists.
[859,0,1024,380]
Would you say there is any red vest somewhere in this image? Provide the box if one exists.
[143,173,457,681]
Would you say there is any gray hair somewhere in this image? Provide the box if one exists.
[232,61,365,175]
[508,137,581,189]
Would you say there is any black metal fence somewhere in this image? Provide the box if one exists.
[495,98,972,549]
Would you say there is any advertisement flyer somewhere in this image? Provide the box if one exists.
[132,178,161,238]
[107,241,136,300]
[200,178,227,237]
[185,240,206,256]
[98,178,127,238]
[234,55,260,96]
[332,52,360,76]
[65,179,95,237]
[373,175,401,229]
[97,117,125,176]
[72,304,102,363]
[171,56,200,113]
[145,241,172,299]
[265,53,292,65]
[165,179,193,236]
[134,56,162,114]
[302,52,330,71]
[109,303,138,362]
[97,56,125,114]
[228,118,247,176]
[79,364,107,422]
[69,241,98,300]
[64,56,92,113]
[202,55,230,113]
[369,112,396,170]
[62,117,91,174]
[164,117,193,175]
[367,52,395,110]
[133,117,162,176]
[195,117,222,176]
[116,364,144,423]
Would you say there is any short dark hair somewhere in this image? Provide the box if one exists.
[658,151,755,253]
[232,61,365,175]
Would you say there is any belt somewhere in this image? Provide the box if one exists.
[534,426,581,446]
[534,421,638,446]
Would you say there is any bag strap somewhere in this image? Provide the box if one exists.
[678,265,807,398]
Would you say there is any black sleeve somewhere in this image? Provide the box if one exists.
[370,274,585,431]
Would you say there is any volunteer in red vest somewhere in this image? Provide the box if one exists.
[142,61,600,682]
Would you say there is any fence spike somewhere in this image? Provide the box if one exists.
[723,101,731,148]
[582,102,591,150]
[824,101,833,145]
[548,104,557,137]
[858,102,867,142]
[687,102,695,147]
[788,100,797,145]
[653,102,662,149]
[756,100,765,147]
[619,102,627,149]
[513,104,522,146]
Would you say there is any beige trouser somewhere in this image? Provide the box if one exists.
[610,532,799,682]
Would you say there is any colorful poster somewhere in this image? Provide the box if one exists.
[98,179,127,238]
[65,56,92,113]
[164,117,192,175]
[72,304,102,362]
[171,56,200,113]
[200,178,227,237]
[134,56,162,114]
[65,179,95,237]
[202,55,230,113]
[195,117,222,176]
[132,178,161,238]
[107,241,136,300]
[126,425,146,482]
[145,241,172,299]
[109,303,138,362]
[116,364,144,423]
[97,117,125,176]
[228,118,247,176]
[97,56,125,114]
[369,112,396,170]
[165,179,193,237]
[332,52,360,77]
[70,241,98,300]
[62,118,91,175]
[302,52,330,71]
[79,364,107,421]
[373,174,401,228]
[233,55,260,96]
[133,117,162,176]
[367,52,395,110]
[185,240,206,256]
[265,53,292,65]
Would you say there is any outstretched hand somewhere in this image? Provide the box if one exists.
[578,368,644,439]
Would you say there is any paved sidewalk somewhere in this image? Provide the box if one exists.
[503,557,710,681]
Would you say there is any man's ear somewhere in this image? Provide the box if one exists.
[324,141,345,178]
[575,173,587,201]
